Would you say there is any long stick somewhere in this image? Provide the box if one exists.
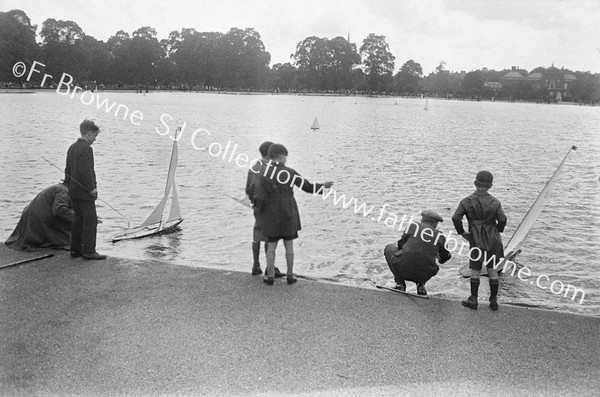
[41,156,127,218]
[0,253,54,270]
[375,284,430,299]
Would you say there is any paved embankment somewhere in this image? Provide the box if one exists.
[1,246,598,396]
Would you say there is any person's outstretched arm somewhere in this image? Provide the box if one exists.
[291,170,333,194]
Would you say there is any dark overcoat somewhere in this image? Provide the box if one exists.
[452,190,507,267]
[5,183,73,251]
[253,162,324,239]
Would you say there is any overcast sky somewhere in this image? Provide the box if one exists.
[2,0,599,74]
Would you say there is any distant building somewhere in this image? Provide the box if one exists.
[500,65,577,101]
[484,82,502,90]
[502,67,527,82]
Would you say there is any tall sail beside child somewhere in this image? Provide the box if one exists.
[112,135,183,242]
[459,146,577,277]
[503,146,577,259]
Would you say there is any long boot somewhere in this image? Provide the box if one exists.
[489,279,499,311]
[462,278,479,310]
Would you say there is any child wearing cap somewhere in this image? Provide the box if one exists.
[452,170,507,311]
[384,210,452,295]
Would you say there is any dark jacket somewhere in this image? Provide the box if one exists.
[452,190,507,264]
[65,138,96,201]
[245,159,265,205]
[394,222,452,283]
[253,161,324,238]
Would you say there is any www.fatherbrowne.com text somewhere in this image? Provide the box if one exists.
[14,60,586,305]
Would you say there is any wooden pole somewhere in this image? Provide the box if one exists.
[0,253,54,270]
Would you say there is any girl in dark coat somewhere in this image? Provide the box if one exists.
[253,144,333,285]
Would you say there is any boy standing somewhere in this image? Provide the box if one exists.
[452,171,507,311]
[65,120,106,260]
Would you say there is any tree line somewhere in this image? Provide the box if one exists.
[1,9,599,103]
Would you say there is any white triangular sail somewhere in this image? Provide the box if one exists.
[504,146,576,259]
[112,135,183,242]
[140,194,169,227]
[140,139,179,227]
[167,182,181,222]
[311,117,320,130]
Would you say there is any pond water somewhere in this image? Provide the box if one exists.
[1,91,599,317]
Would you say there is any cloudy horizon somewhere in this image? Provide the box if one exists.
[1,0,599,74]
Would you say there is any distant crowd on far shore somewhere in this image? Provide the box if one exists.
[2,81,597,105]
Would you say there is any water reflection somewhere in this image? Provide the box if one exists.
[143,228,183,261]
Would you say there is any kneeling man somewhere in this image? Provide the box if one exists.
[384,210,451,295]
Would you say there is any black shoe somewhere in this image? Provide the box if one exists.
[394,280,406,292]
[416,283,427,296]
[461,296,478,310]
[251,265,262,275]
[489,297,499,311]
[287,276,297,285]
[82,252,107,260]
[263,277,274,286]
[70,251,83,258]
[274,267,284,278]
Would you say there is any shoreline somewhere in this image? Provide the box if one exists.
[3,245,596,320]
[1,245,599,396]
[1,87,596,106]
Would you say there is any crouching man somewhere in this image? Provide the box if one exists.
[383,210,452,295]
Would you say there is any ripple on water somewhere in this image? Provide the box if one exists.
[1,93,599,317]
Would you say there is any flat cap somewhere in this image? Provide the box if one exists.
[421,210,443,223]
[475,170,493,188]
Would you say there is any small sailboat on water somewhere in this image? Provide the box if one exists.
[311,117,320,130]
[459,146,577,277]
[112,135,183,242]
